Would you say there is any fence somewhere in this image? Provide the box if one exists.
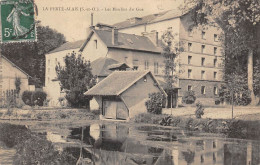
[0,89,18,107]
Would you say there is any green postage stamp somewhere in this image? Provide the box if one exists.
[0,0,36,43]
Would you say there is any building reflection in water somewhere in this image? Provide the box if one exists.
[66,124,260,165]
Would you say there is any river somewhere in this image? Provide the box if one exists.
[31,122,260,165]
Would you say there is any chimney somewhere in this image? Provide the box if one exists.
[112,28,118,45]
[142,30,158,47]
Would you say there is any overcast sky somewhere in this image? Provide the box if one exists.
[34,0,183,41]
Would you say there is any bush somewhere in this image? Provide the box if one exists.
[22,91,47,106]
[195,102,204,119]
[22,91,33,106]
[133,113,167,124]
[145,92,166,114]
[32,91,47,106]
[182,90,196,104]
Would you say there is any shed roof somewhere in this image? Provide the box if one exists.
[48,40,85,54]
[91,57,119,77]
[112,9,185,29]
[85,71,166,96]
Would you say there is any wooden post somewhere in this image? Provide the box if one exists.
[231,91,234,119]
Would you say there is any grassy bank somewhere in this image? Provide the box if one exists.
[0,108,100,121]
[0,123,79,164]
[133,113,260,140]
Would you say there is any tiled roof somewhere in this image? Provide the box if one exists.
[93,30,162,53]
[48,40,85,54]
[112,9,184,29]
[85,71,150,96]
[91,57,119,77]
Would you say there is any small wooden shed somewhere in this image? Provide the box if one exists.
[84,71,167,120]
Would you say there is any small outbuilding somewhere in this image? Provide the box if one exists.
[84,71,167,120]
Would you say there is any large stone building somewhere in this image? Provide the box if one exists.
[113,9,224,104]
[45,9,224,107]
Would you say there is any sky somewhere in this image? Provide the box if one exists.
[35,0,184,41]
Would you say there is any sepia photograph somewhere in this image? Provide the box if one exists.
[0,0,259,164]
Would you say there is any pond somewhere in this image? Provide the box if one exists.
[41,123,260,165]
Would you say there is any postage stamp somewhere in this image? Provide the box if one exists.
[0,0,36,43]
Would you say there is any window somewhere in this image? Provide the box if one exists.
[94,40,97,49]
[214,59,217,67]
[201,70,205,79]
[188,43,192,52]
[144,61,149,70]
[202,31,206,39]
[214,72,217,80]
[201,57,205,66]
[188,56,192,64]
[188,69,192,78]
[214,87,218,95]
[55,58,58,64]
[201,45,205,54]
[48,59,50,66]
[201,86,206,94]
[188,29,192,37]
[154,62,159,74]
[133,59,139,70]
[214,34,218,42]
[188,85,192,91]
[48,77,50,84]
[48,68,50,73]
[214,47,217,55]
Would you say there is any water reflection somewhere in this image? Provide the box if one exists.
[55,124,260,165]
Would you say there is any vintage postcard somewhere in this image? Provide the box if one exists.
[0,0,259,164]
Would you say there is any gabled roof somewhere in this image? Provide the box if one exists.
[85,71,166,96]
[112,9,185,29]
[80,29,162,53]
[2,55,31,77]
[48,40,85,54]
[91,57,119,77]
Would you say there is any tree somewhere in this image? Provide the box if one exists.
[161,29,182,109]
[1,25,66,87]
[55,52,96,107]
[182,0,260,105]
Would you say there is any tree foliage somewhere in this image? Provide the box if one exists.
[55,52,96,107]
[1,25,66,87]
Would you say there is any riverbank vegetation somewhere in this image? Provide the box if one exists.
[133,113,260,140]
[0,123,77,165]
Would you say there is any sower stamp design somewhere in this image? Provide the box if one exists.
[0,0,36,43]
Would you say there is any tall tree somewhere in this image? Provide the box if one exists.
[161,29,182,108]
[1,25,66,86]
[56,51,96,107]
[182,0,260,105]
